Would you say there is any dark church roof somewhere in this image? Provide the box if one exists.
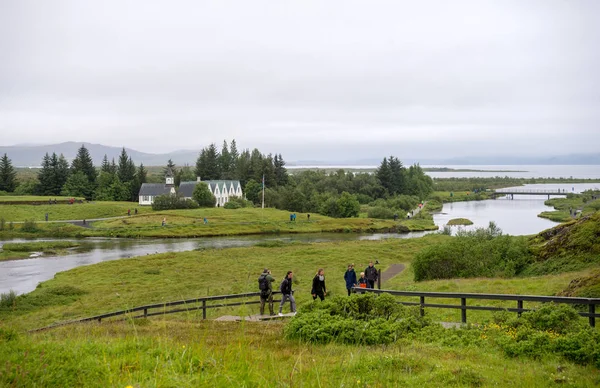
[139,183,172,196]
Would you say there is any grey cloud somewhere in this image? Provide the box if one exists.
[1,0,599,160]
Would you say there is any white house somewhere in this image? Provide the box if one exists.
[179,178,243,207]
[138,167,176,206]
[138,171,243,207]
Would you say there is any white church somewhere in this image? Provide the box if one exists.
[138,168,243,207]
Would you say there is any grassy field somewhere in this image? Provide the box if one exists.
[0,201,152,221]
[0,206,437,238]
[538,194,600,222]
[2,234,600,386]
[1,319,598,387]
[0,195,85,203]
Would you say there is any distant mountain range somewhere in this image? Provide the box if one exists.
[1,142,599,167]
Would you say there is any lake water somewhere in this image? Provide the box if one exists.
[433,183,599,235]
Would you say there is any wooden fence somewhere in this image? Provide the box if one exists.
[356,288,600,327]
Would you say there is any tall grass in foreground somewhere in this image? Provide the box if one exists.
[2,316,600,387]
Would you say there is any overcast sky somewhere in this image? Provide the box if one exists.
[1,0,599,161]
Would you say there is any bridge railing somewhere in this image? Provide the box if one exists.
[30,291,284,332]
[354,288,600,327]
[494,189,570,194]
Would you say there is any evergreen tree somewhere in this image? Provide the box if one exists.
[229,139,239,176]
[56,154,70,193]
[175,164,196,186]
[130,163,147,202]
[376,157,392,195]
[248,148,263,182]
[101,155,111,173]
[236,149,251,187]
[71,145,96,183]
[36,153,56,195]
[117,148,136,186]
[61,172,90,198]
[262,154,276,188]
[0,153,17,192]
[219,140,232,179]
[274,153,289,186]
[110,158,118,175]
[195,144,220,180]
[163,159,176,176]
[388,156,405,195]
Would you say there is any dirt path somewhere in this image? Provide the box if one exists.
[380,263,406,283]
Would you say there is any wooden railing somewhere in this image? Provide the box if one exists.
[30,291,283,332]
[355,288,600,327]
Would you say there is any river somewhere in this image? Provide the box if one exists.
[0,231,431,295]
[1,180,599,296]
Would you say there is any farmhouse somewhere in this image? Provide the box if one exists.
[138,169,243,207]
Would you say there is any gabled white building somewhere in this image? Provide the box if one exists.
[138,167,176,206]
[138,171,243,207]
[179,178,243,207]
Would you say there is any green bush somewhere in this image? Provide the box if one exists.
[0,290,17,309]
[151,194,199,210]
[20,219,38,233]
[223,201,241,209]
[413,223,532,281]
[367,206,394,219]
[284,293,430,344]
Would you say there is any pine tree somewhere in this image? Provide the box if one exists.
[56,154,70,193]
[229,139,239,176]
[163,159,176,176]
[117,148,135,183]
[70,145,96,199]
[110,158,117,175]
[376,157,392,195]
[37,153,56,195]
[195,144,220,180]
[0,153,17,192]
[219,140,232,179]
[101,155,111,173]
[274,153,289,186]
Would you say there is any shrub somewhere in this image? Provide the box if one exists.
[367,206,394,219]
[192,182,217,207]
[284,293,430,345]
[0,290,17,309]
[413,223,532,281]
[223,201,241,209]
[152,194,199,210]
[20,219,38,233]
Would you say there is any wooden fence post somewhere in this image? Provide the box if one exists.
[590,304,596,328]
[420,296,425,317]
[202,300,207,320]
[461,298,467,324]
[517,300,523,317]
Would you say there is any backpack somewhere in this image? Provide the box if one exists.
[258,275,270,292]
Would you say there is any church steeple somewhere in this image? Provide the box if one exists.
[165,167,174,186]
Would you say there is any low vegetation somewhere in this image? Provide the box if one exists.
[538,190,600,222]
[1,241,81,261]
[413,222,532,281]
[447,218,473,226]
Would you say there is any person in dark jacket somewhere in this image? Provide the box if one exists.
[365,261,378,289]
[258,268,275,316]
[344,264,357,296]
[278,271,296,316]
[311,268,327,301]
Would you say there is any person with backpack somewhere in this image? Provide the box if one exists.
[311,268,327,301]
[344,264,357,296]
[278,271,296,316]
[365,261,378,289]
[258,268,275,316]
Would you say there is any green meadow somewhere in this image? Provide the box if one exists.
[2,233,600,386]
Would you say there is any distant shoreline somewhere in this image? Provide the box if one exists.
[286,166,526,173]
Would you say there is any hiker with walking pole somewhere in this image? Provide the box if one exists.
[258,268,275,316]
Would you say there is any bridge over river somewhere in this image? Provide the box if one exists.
[491,189,571,199]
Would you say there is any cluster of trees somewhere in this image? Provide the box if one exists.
[32,146,147,201]
[194,140,288,188]
[261,160,433,217]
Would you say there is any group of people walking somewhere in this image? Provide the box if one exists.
[258,261,379,316]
